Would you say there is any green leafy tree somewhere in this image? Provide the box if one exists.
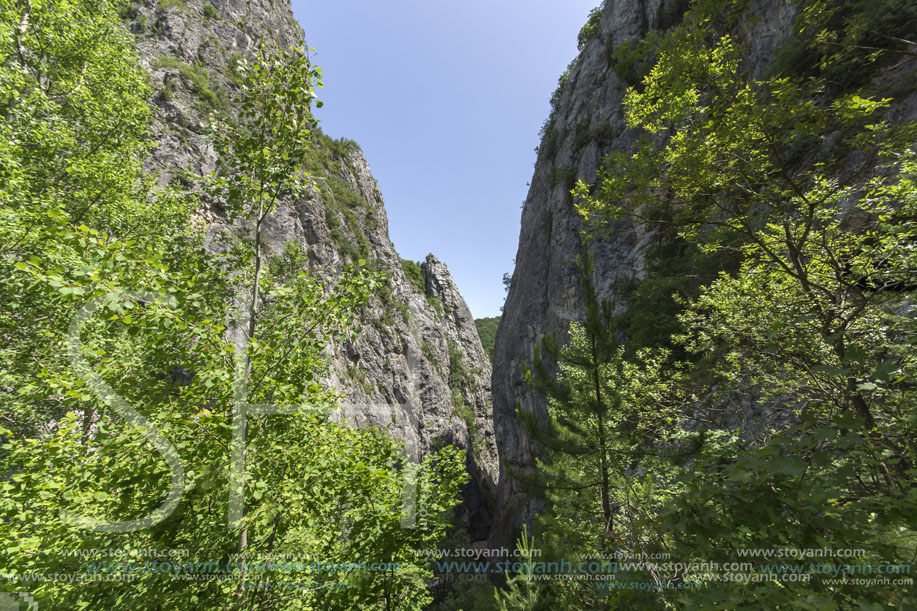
[206,41,332,569]
[573,0,917,607]
[473,316,500,363]
[0,3,470,609]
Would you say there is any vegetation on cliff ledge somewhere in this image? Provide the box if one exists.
[0,1,470,608]
[498,0,917,608]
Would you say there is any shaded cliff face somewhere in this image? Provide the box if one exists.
[489,0,799,543]
[124,0,498,537]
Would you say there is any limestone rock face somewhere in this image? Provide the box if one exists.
[489,0,800,543]
[125,0,498,536]
[490,0,917,544]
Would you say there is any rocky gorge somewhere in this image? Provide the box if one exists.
[122,0,917,572]
[122,0,499,539]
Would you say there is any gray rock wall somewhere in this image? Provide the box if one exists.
[489,0,799,544]
[125,0,498,538]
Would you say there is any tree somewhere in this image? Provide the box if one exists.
[572,0,917,606]
[493,526,541,611]
[522,248,620,545]
[0,3,470,609]
[473,316,500,363]
[207,41,332,573]
[510,247,682,609]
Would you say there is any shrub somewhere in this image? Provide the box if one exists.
[426,293,444,319]
[227,53,245,86]
[768,0,917,91]
[346,364,375,395]
[548,164,576,190]
[448,340,485,457]
[610,38,655,87]
[153,56,229,113]
[400,258,425,294]
[421,339,441,374]
[447,340,476,408]
[118,1,139,18]
[549,65,572,111]
[536,118,557,158]
[657,0,691,30]
[158,79,174,102]
[573,117,591,150]
[577,6,602,50]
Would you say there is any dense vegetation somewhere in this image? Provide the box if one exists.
[401,258,426,294]
[3,0,916,608]
[473,317,501,363]
[0,0,469,608]
[498,0,917,608]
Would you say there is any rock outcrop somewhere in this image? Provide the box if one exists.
[124,0,498,537]
[491,0,917,545]
[489,0,801,544]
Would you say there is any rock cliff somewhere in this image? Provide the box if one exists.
[491,0,917,545]
[122,0,498,537]
[490,0,801,543]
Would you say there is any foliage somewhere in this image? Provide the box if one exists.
[0,4,469,608]
[427,523,499,611]
[609,37,658,87]
[548,164,576,191]
[473,316,500,363]
[154,55,229,114]
[293,129,375,263]
[446,340,484,458]
[493,526,542,611]
[577,6,602,51]
[613,219,745,356]
[513,248,683,609]
[0,0,154,232]
[401,258,426,295]
[202,2,217,21]
[227,53,245,86]
[434,581,499,611]
[550,65,572,112]
[551,0,917,606]
[769,0,917,90]
[536,117,557,158]
[538,58,578,151]
[421,339,441,374]
[658,0,692,30]
[0,0,170,440]
[447,341,474,403]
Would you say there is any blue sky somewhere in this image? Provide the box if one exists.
[291,0,601,318]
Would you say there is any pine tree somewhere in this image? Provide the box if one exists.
[519,246,622,545]
[512,245,684,609]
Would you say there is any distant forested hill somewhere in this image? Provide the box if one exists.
[474,316,500,363]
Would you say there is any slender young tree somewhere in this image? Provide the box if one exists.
[207,43,324,575]
[0,5,471,608]
[514,246,681,610]
[520,246,620,542]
